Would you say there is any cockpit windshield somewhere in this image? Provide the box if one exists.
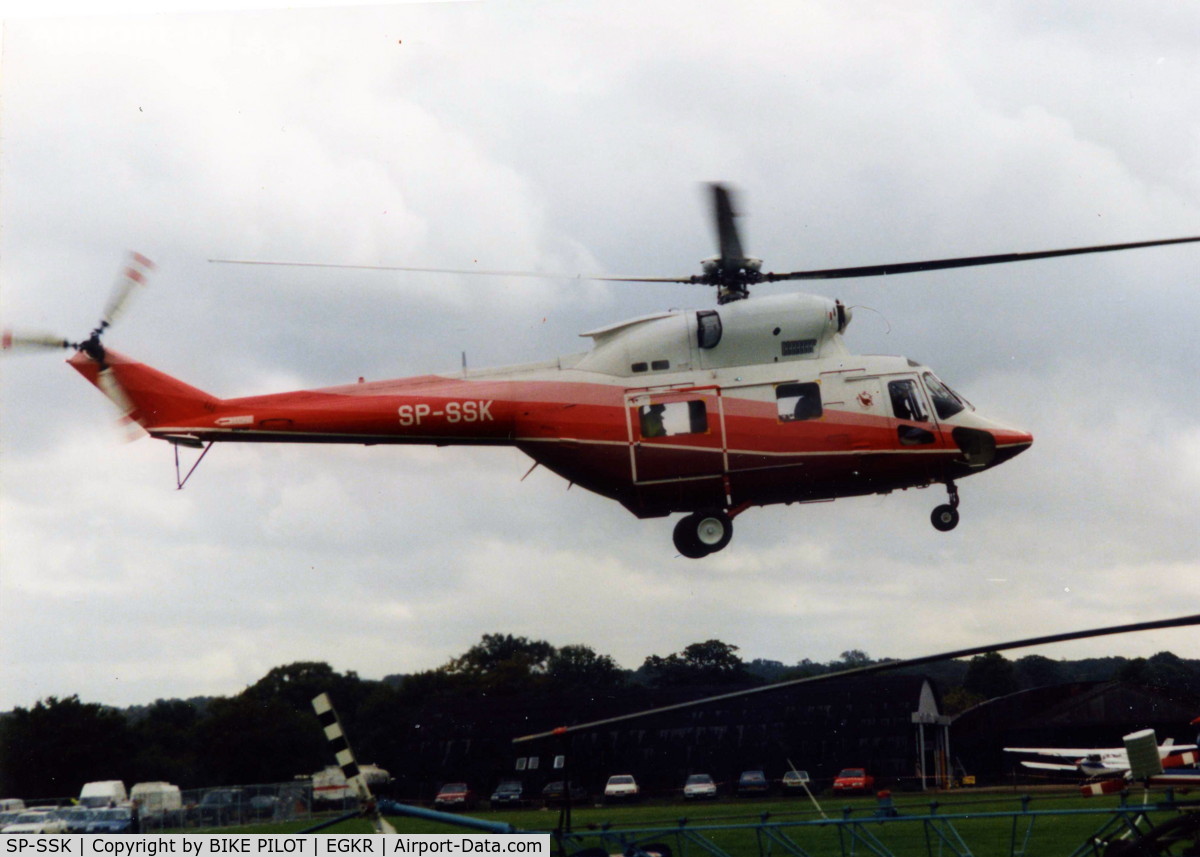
[923,373,970,419]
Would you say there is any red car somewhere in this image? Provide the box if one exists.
[831,768,875,795]
[433,783,477,812]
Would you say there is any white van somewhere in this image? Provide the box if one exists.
[0,799,25,812]
[130,782,181,817]
[79,780,127,808]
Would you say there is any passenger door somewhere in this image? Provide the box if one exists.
[625,387,727,484]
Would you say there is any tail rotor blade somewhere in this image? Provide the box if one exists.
[101,252,155,328]
[1,330,74,353]
[97,367,147,441]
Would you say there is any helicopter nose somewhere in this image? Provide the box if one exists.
[991,425,1034,465]
[946,412,1032,469]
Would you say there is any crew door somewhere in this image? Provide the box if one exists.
[885,375,942,447]
[625,387,727,485]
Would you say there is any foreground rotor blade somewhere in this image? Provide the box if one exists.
[711,183,745,266]
[762,235,1200,282]
[513,611,1200,744]
[1,330,74,352]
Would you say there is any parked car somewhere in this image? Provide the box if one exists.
[781,770,811,792]
[0,810,24,831]
[541,781,588,807]
[196,788,249,827]
[86,807,136,834]
[832,768,875,795]
[433,783,477,812]
[736,770,770,797]
[60,807,99,833]
[603,774,640,803]
[683,773,718,800]
[489,780,528,810]
[0,799,25,813]
[3,809,68,834]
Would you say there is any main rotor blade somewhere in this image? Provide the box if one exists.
[762,235,1200,282]
[711,183,745,266]
[209,258,700,284]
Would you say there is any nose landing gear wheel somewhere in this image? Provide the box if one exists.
[931,481,961,532]
[673,510,733,558]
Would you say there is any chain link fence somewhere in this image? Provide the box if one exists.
[136,781,360,832]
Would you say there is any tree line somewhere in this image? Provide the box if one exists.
[2,635,1197,800]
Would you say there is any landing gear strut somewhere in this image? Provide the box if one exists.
[930,482,960,532]
[673,510,734,558]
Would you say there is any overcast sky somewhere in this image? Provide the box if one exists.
[1,1,1198,713]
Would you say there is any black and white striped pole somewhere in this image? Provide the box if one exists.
[311,693,396,834]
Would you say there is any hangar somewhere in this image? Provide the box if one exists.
[398,675,950,798]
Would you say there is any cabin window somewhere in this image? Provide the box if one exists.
[782,339,816,356]
[639,400,709,438]
[631,362,648,373]
[651,359,670,371]
[697,310,722,349]
[888,379,929,423]
[923,372,967,419]
[776,382,822,422]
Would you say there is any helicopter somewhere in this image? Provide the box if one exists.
[4,185,1199,557]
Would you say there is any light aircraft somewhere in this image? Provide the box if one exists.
[1005,735,1199,778]
[1007,716,1200,795]
[5,185,1200,557]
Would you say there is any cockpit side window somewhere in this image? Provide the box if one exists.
[923,373,967,419]
[696,310,722,349]
[888,379,929,423]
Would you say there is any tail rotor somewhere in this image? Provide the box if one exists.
[3,251,155,437]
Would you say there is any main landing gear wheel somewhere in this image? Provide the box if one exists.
[673,510,733,558]
[931,481,961,532]
[931,505,959,531]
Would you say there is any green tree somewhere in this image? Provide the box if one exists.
[1015,654,1065,689]
[546,644,625,689]
[963,652,1019,699]
[194,693,325,786]
[443,634,556,692]
[641,640,750,687]
[247,661,369,719]
[129,699,203,787]
[0,696,135,798]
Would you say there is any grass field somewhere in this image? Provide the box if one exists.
[211,787,1196,856]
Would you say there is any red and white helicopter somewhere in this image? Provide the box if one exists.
[5,185,1200,557]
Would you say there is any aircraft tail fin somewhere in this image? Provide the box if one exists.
[68,349,219,432]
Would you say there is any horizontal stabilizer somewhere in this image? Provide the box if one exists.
[1161,750,1199,768]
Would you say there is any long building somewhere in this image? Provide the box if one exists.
[396,675,949,801]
